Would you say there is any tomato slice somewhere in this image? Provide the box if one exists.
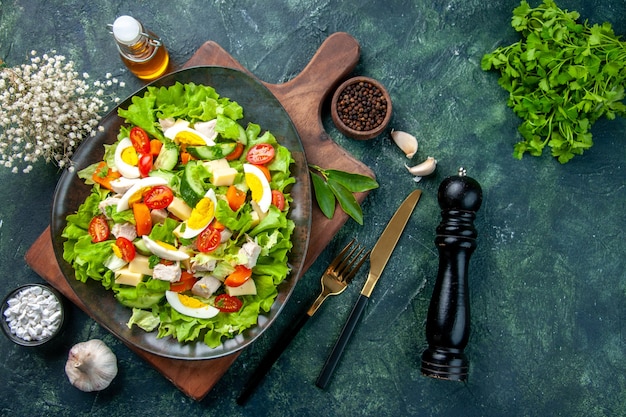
[246,143,275,165]
[138,153,153,177]
[88,215,110,243]
[114,237,136,262]
[224,265,252,287]
[197,226,221,253]
[226,185,247,211]
[132,203,152,236]
[225,142,244,161]
[271,189,286,210]
[143,185,174,210]
[129,126,151,154]
[170,271,197,292]
[214,294,243,313]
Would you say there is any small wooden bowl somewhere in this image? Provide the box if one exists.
[331,76,392,140]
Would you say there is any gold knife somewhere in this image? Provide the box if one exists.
[316,189,422,389]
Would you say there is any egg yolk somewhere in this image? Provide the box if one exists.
[121,146,138,165]
[111,243,123,258]
[128,186,151,206]
[245,173,265,203]
[175,130,206,146]
[156,241,178,251]
[176,293,208,309]
[187,197,215,229]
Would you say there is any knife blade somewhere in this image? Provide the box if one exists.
[315,189,422,389]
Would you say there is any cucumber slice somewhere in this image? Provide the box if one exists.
[187,142,237,160]
[153,140,179,170]
[180,161,209,207]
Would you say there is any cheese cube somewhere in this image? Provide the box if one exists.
[115,267,143,286]
[211,167,238,186]
[167,197,192,220]
[128,254,153,276]
[225,278,257,297]
[204,158,230,172]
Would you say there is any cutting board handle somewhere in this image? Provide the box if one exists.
[267,32,360,105]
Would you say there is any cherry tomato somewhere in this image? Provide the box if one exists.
[138,153,153,177]
[129,126,151,154]
[214,294,243,313]
[271,189,286,210]
[197,226,221,253]
[246,143,275,165]
[88,215,110,243]
[224,265,252,287]
[225,142,244,161]
[170,271,198,292]
[143,185,174,210]
[115,237,136,262]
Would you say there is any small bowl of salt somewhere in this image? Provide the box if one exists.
[1,284,66,347]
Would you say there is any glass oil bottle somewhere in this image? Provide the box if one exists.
[110,15,170,81]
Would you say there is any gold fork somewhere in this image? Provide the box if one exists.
[237,239,370,405]
[306,239,370,317]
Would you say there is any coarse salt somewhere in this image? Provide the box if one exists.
[3,286,62,342]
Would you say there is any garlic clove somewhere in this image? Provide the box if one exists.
[391,129,418,158]
[405,156,437,178]
[65,339,118,392]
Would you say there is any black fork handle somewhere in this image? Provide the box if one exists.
[237,311,311,405]
[315,294,368,389]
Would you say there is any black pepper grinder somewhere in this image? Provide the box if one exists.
[421,167,482,382]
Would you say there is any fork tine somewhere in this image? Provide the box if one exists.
[333,243,361,275]
[326,239,356,272]
[339,248,370,283]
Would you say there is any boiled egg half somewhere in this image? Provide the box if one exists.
[165,290,219,319]
[114,137,141,179]
[177,188,218,239]
[244,163,271,213]
[116,176,168,212]
[142,235,190,261]
[163,119,216,146]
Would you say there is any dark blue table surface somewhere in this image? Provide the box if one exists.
[1,1,625,416]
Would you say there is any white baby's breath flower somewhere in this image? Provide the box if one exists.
[0,51,122,173]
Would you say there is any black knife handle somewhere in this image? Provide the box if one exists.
[316,294,368,389]
[237,311,311,405]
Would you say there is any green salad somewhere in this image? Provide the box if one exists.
[62,82,296,348]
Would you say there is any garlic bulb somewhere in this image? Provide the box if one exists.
[65,339,118,392]
[391,129,418,158]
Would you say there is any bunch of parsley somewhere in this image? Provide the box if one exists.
[481,0,626,163]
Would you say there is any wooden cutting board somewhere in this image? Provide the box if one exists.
[24,32,374,400]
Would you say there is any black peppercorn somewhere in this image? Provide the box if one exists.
[336,81,388,132]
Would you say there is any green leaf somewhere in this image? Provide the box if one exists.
[327,179,363,225]
[482,0,626,163]
[323,169,379,193]
[310,172,335,219]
